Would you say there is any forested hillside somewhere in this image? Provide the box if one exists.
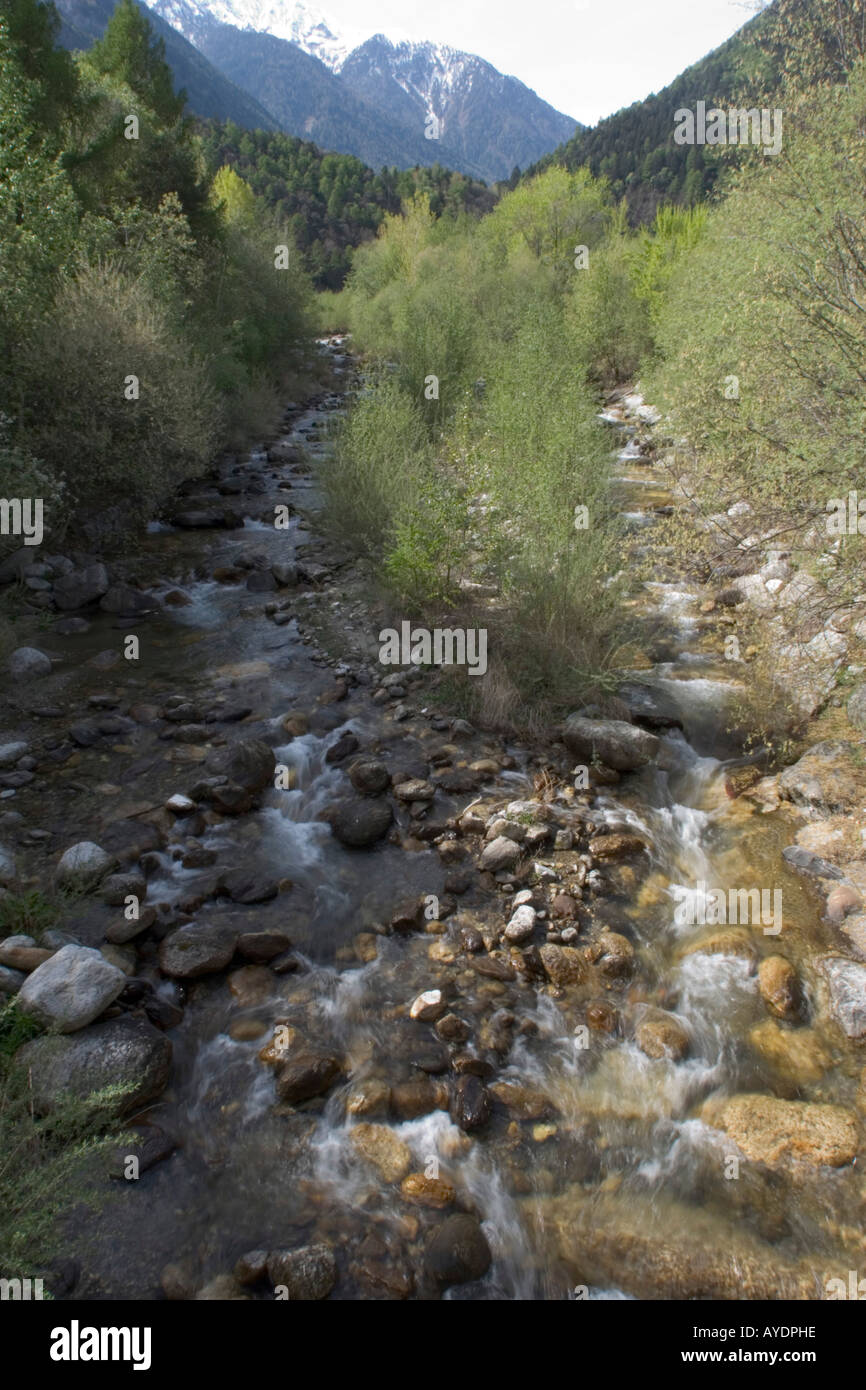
[199,121,496,288]
[528,0,865,221]
[0,0,311,548]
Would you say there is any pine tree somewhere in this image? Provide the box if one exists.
[88,0,184,126]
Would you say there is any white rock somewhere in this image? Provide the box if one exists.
[56,841,113,888]
[504,905,537,942]
[166,793,195,814]
[409,989,445,1022]
[512,889,534,907]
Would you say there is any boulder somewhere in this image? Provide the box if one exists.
[562,716,658,773]
[266,1245,337,1301]
[17,944,125,1032]
[709,1093,859,1167]
[15,1015,172,1115]
[424,1214,491,1287]
[758,955,801,1020]
[8,647,52,679]
[275,1050,342,1104]
[348,760,391,796]
[56,841,114,890]
[222,738,275,793]
[330,798,393,848]
[349,1122,411,1182]
[635,1012,690,1061]
[480,835,522,871]
[159,924,238,979]
[818,956,866,1039]
[52,563,109,610]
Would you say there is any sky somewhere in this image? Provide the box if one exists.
[320,0,765,125]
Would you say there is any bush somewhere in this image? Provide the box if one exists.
[17,264,220,545]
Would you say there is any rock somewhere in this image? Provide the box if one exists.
[708,1093,858,1167]
[0,844,16,885]
[159,924,238,979]
[597,931,635,979]
[504,905,536,942]
[400,1173,455,1209]
[0,741,28,768]
[424,1214,491,1287]
[778,742,862,816]
[8,647,52,679]
[56,841,114,890]
[16,1015,172,1114]
[0,965,25,994]
[348,760,390,795]
[390,1077,441,1118]
[166,793,196,814]
[781,845,844,881]
[818,956,866,1039]
[0,935,53,971]
[748,1019,830,1084]
[846,683,866,731]
[52,563,109,610]
[451,1074,491,1131]
[758,955,801,1020]
[539,944,586,987]
[99,584,152,616]
[635,1012,690,1061]
[221,870,279,904]
[325,732,359,764]
[826,884,863,922]
[222,738,275,793]
[17,944,125,1032]
[480,836,522,871]
[275,1050,342,1104]
[234,1250,269,1286]
[267,1245,337,1300]
[349,1122,411,1182]
[409,989,446,1022]
[588,833,647,860]
[562,716,659,773]
[100,872,146,908]
[236,930,292,962]
[394,779,435,802]
[330,798,393,848]
[679,929,757,966]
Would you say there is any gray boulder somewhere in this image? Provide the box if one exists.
[562,715,659,772]
[819,956,866,1039]
[56,841,114,890]
[15,1015,172,1114]
[8,647,52,679]
[159,923,238,978]
[17,943,126,1032]
[52,563,109,610]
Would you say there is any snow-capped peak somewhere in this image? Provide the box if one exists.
[153,0,357,70]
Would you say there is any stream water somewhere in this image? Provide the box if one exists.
[47,342,863,1301]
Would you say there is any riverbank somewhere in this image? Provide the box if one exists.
[0,341,865,1300]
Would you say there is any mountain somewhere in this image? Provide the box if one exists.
[55,0,280,130]
[150,0,580,181]
[156,0,350,66]
[339,35,578,183]
[528,5,773,220]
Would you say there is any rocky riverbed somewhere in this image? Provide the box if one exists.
[1,342,865,1301]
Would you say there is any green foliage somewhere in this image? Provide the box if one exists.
[0,1001,132,1278]
[86,0,183,124]
[0,889,61,943]
[328,168,637,721]
[0,0,313,547]
[198,121,496,290]
[643,59,866,614]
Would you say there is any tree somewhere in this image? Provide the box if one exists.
[88,0,184,125]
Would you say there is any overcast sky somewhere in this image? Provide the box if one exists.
[322,0,762,125]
